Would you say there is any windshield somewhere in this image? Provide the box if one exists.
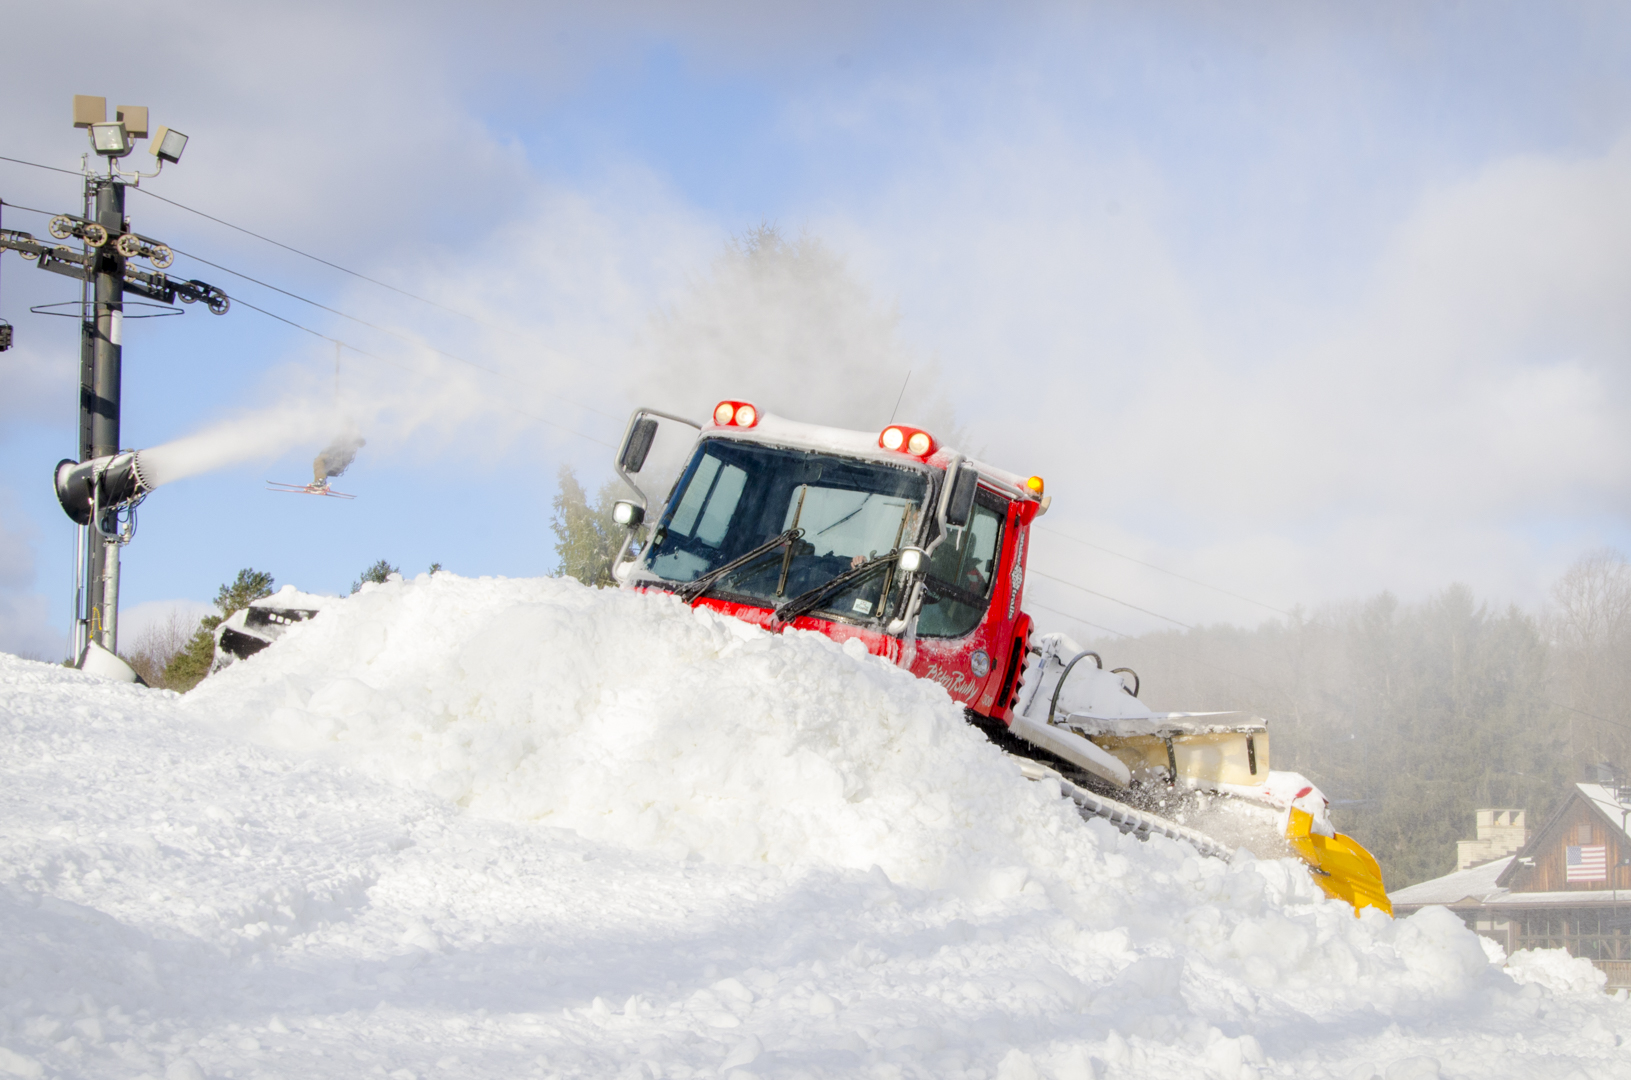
[646,438,930,620]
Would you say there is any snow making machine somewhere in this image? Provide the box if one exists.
[608,400,1391,916]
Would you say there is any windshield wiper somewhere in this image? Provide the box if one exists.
[773,550,902,626]
[674,527,803,605]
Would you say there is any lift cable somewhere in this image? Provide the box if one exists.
[1026,566,1305,672]
[222,292,616,450]
[1026,567,1196,630]
[0,198,63,218]
[1,196,621,428]
[1546,698,1631,734]
[165,246,622,422]
[1035,524,1293,618]
[1023,598,1280,694]
[129,186,481,322]
[0,154,82,177]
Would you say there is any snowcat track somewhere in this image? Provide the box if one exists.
[967,711,1234,861]
[1048,769,1234,860]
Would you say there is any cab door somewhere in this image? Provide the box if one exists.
[906,489,1029,715]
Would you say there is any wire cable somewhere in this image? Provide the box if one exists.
[2,155,484,326]
[166,245,620,422]
[0,198,65,220]
[1036,524,1293,617]
[130,186,478,321]
[6,192,620,425]
[0,154,82,177]
[1547,698,1631,733]
[222,292,617,449]
[1026,567,1196,630]
[1024,599,1278,693]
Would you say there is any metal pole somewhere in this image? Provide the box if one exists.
[84,177,125,654]
[69,523,84,662]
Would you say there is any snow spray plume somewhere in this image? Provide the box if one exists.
[54,452,156,525]
[137,400,338,488]
[633,226,963,443]
[313,435,366,485]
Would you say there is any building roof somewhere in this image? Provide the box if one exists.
[1393,784,1631,910]
[1495,782,1631,889]
[1578,783,1631,834]
[1390,855,1513,908]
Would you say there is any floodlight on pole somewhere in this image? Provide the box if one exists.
[149,126,188,164]
[89,121,132,158]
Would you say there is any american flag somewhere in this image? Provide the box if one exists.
[1566,844,1607,882]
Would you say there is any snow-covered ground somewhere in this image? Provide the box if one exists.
[1,573,1625,1080]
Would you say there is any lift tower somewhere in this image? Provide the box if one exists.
[0,96,229,664]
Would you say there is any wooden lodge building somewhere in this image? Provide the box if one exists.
[1389,783,1631,990]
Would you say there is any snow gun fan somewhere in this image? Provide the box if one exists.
[54,451,155,526]
[268,434,365,499]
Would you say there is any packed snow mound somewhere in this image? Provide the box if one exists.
[6,608,1630,1079]
[183,575,1555,1006]
[191,572,1090,889]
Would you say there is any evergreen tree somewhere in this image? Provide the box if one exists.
[551,466,623,587]
[351,559,399,593]
[162,569,275,692]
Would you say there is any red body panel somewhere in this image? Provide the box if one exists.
[641,485,1041,725]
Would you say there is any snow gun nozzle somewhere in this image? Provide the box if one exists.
[54,451,155,526]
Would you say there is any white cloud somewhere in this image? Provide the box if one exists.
[5,1,1630,634]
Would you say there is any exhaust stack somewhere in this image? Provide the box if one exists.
[54,450,155,526]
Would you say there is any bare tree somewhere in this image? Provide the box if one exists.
[1546,548,1631,769]
[121,609,199,689]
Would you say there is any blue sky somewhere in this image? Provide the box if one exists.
[3,2,1631,656]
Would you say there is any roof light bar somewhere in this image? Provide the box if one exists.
[879,425,936,459]
[711,400,759,428]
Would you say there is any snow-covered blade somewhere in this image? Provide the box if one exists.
[1012,632,1389,913]
[1287,805,1394,916]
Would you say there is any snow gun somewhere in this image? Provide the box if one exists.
[54,451,156,527]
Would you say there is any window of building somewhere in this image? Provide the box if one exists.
[1576,822,1594,845]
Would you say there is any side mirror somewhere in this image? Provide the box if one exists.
[944,464,978,528]
[619,418,659,473]
[612,500,645,528]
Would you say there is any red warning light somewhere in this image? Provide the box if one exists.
[711,401,759,428]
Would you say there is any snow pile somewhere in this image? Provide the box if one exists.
[191,572,1089,889]
[1504,948,1610,995]
[2,575,1627,1080]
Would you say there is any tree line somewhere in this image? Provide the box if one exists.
[1066,552,1631,888]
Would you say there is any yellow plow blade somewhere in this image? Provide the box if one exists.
[1285,807,1392,917]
